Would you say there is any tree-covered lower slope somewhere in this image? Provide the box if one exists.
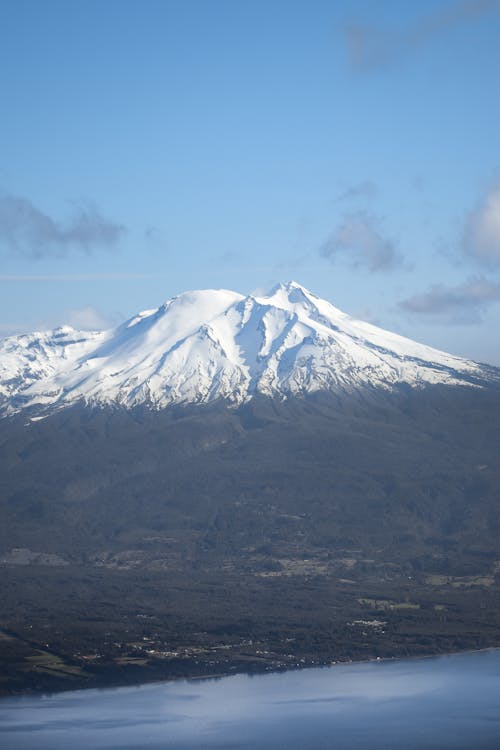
[1,386,500,694]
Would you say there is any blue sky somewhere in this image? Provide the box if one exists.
[1,0,500,362]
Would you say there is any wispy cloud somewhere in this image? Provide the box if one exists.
[320,211,402,272]
[0,192,125,258]
[144,226,169,254]
[65,306,120,330]
[334,181,378,203]
[0,305,122,339]
[345,0,500,71]
[0,321,34,336]
[211,250,243,265]
[462,182,500,267]
[0,273,152,282]
[399,276,500,323]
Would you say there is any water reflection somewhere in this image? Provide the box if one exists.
[1,650,500,749]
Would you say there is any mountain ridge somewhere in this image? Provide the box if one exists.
[1,281,498,416]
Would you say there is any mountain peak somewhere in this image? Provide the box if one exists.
[0,282,496,417]
[262,280,323,316]
[269,279,308,292]
[267,279,315,298]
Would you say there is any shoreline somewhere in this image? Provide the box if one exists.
[3,643,500,701]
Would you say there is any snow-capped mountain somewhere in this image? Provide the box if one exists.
[0,281,497,417]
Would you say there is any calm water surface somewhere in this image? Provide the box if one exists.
[1,649,500,749]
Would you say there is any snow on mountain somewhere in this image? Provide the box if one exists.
[0,282,497,416]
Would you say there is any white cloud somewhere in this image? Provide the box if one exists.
[66,306,117,330]
[0,306,121,340]
[463,182,500,266]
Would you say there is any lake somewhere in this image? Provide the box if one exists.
[1,649,500,749]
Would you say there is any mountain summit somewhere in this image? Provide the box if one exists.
[0,282,497,416]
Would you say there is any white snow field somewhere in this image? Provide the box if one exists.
[0,282,496,416]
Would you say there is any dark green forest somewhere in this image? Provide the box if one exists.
[1,386,500,694]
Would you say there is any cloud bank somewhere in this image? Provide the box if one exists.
[320,211,401,272]
[0,193,125,258]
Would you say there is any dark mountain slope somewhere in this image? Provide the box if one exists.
[1,387,500,694]
[1,387,499,564]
